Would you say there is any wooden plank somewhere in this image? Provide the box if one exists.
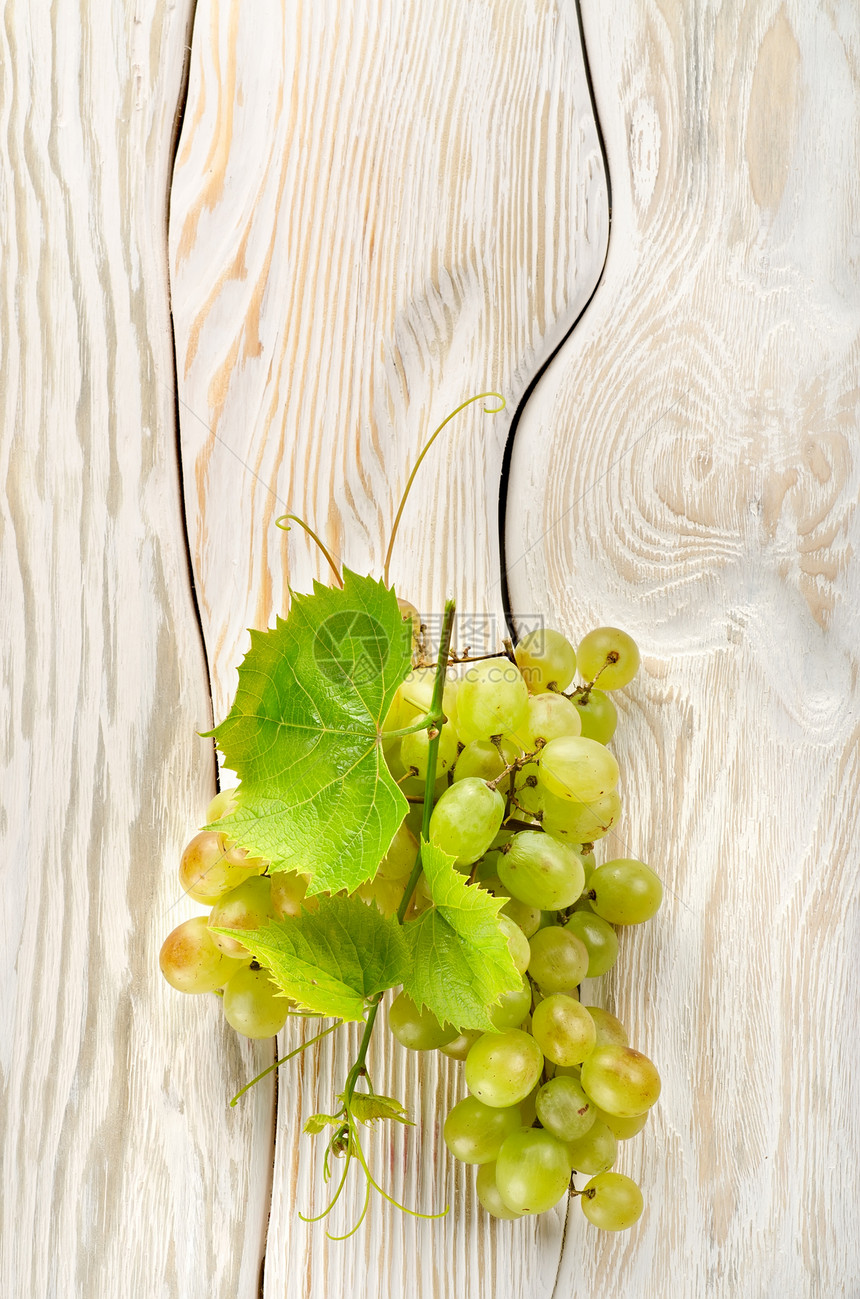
[0,3,272,1295]
[169,1,607,1292]
[506,2,860,1295]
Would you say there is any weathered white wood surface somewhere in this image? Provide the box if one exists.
[0,3,274,1297]
[507,3,860,1296]
[169,2,606,1296]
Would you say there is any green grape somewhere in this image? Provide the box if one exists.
[400,721,459,779]
[497,832,584,910]
[589,859,662,924]
[443,1096,522,1164]
[453,738,518,784]
[439,1029,483,1061]
[580,1171,644,1231]
[581,852,597,882]
[519,1080,540,1128]
[495,1128,572,1214]
[580,1045,661,1117]
[500,895,542,938]
[537,737,619,805]
[565,1118,617,1175]
[593,1105,648,1140]
[356,872,408,917]
[535,1075,596,1142]
[498,915,531,975]
[512,773,543,819]
[208,876,274,957]
[206,787,239,822]
[531,994,597,1066]
[179,830,263,904]
[514,692,582,752]
[541,786,622,845]
[456,658,529,744]
[270,869,318,919]
[584,1005,629,1047]
[222,963,291,1038]
[476,1161,524,1220]
[489,976,532,1030]
[563,912,619,978]
[514,628,577,694]
[527,926,589,993]
[159,915,246,993]
[576,627,640,691]
[465,1029,543,1107]
[570,688,618,744]
[399,666,460,733]
[429,778,505,866]
[399,771,450,801]
[377,821,418,880]
[388,991,455,1050]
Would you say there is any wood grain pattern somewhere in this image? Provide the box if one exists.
[506,3,860,1295]
[0,3,273,1295]
[169,2,607,1295]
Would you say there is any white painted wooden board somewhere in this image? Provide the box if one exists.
[169,2,607,1296]
[0,3,274,1297]
[507,2,860,1296]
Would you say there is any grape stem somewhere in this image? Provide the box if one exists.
[275,514,344,588]
[342,598,457,1115]
[229,1020,342,1106]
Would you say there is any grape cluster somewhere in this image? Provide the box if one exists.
[385,623,662,1231]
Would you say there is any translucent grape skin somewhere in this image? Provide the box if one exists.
[439,1029,483,1061]
[222,964,291,1038]
[585,1005,629,1048]
[528,926,589,994]
[456,657,530,744]
[476,1161,524,1220]
[531,994,597,1066]
[514,692,582,752]
[514,628,578,694]
[497,831,585,910]
[400,721,459,778]
[589,859,663,925]
[564,912,619,978]
[495,1128,572,1214]
[388,991,455,1050]
[208,875,274,957]
[580,1171,644,1231]
[443,1096,522,1164]
[576,628,640,691]
[453,739,519,784]
[179,830,264,904]
[429,778,505,866]
[489,976,533,1030]
[593,1105,648,1140]
[537,736,620,806]
[570,688,618,744]
[465,1029,544,1107]
[580,1044,661,1117]
[565,1118,618,1175]
[535,1074,596,1142]
[270,870,318,919]
[160,915,246,993]
[541,786,622,846]
[498,915,531,975]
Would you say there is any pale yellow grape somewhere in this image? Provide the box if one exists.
[206,787,239,822]
[593,1106,648,1140]
[531,994,597,1066]
[388,991,454,1050]
[514,628,577,694]
[429,778,505,866]
[222,964,291,1038]
[453,738,518,784]
[399,665,460,732]
[537,736,619,805]
[563,912,619,978]
[495,1128,572,1214]
[535,1074,596,1142]
[377,821,418,880]
[580,1171,644,1231]
[443,1096,522,1164]
[356,872,409,917]
[465,1029,543,1107]
[439,1029,483,1061]
[476,1162,524,1220]
[589,859,663,925]
[580,1045,661,1117]
[514,691,582,752]
[565,1118,617,1175]
[489,975,532,1030]
[159,915,246,994]
[179,830,264,904]
[269,870,318,918]
[576,628,640,691]
[528,926,589,993]
[208,876,274,956]
[400,722,459,778]
[497,832,584,910]
[456,657,529,744]
[541,786,622,845]
[498,914,531,975]
[585,1005,629,1048]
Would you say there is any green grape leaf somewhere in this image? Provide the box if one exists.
[401,841,522,1032]
[304,1112,343,1135]
[348,1092,413,1128]
[214,894,410,1021]
[208,569,412,894]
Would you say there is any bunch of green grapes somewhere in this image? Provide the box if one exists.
[386,624,662,1231]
